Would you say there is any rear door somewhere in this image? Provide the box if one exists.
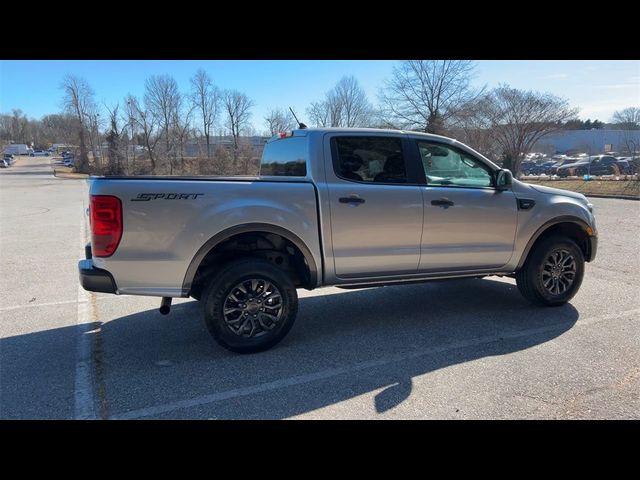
[412,139,518,271]
[324,134,424,278]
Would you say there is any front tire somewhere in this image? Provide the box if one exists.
[516,235,585,306]
[202,258,298,353]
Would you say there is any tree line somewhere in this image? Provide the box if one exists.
[1,61,638,176]
[61,71,259,175]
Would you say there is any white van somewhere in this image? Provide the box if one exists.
[4,144,31,155]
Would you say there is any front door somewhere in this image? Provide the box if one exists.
[413,139,518,271]
[326,134,424,278]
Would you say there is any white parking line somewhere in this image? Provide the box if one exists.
[0,299,86,312]
[75,284,97,420]
[0,294,134,313]
[109,307,640,420]
[74,197,97,420]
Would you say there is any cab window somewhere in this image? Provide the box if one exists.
[332,136,408,184]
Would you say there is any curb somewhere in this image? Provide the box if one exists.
[583,194,640,201]
[524,180,639,201]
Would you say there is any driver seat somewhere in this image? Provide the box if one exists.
[374,153,406,183]
[340,154,364,181]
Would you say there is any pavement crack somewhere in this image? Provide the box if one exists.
[515,392,559,406]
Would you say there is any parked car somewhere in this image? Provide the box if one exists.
[79,127,597,353]
[63,156,75,167]
[0,159,8,168]
[536,161,558,175]
[556,158,592,177]
[569,155,628,177]
[619,157,640,174]
[522,161,556,176]
[613,159,631,175]
[520,161,536,174]
[3,153,15,165]
[29,149,50,157]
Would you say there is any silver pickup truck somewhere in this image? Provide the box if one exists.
[79,128,597,353]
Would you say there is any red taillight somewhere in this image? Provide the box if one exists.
[90,195,122,257]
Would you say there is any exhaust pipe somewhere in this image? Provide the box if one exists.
[159,297,172,315]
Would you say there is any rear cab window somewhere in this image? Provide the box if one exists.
[331,136,409,184]
[260,136,307,177]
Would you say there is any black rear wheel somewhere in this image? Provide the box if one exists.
[202,258,298,353]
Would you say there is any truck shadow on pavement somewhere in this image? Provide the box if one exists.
[1,278,579,419]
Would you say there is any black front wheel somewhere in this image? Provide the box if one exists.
[202,258,298,353]
[516,235,585,306]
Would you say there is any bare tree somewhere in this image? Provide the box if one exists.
[103,103,128,175]
[334,76,372,127]
[222,89,254,149]
[612,107,640,129]
[123,97,138,171]
[450,99,501,160]
[307,100,331,127]
[379,60,483,134]
[611,107,640,156]
[0,114,11,143]
[620,130,640,158]
[144,75,181,172]
[38,113,77,146]
[9,109,30,143]
[85,105,104,171]
[0,110,43,146]
[173,104,196,170]
[306,76,372,127]
[0,111,77,149]
[61,75,96,172]
[264,108,295,135]
[190,69,220,159]
[479,85,578,174]
[127,94,160,171]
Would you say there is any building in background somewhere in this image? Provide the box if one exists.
[535,130,639,155]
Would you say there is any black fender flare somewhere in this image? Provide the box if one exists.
[181,223,318,293]
[516,216,593,270]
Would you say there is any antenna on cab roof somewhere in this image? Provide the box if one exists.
[289,107,307,129]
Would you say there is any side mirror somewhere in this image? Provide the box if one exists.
[496,169,513,191]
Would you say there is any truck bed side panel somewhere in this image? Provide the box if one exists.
[90,179,320,296]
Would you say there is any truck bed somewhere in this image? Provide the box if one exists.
[89,176,322,297]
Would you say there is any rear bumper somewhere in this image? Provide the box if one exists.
[78,259,117,294]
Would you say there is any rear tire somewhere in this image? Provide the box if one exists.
[516,235,584,306]
[202,258,298,353]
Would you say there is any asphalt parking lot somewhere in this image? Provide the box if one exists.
[1,156,639,419]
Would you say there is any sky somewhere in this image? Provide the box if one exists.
[1,60,638,132]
